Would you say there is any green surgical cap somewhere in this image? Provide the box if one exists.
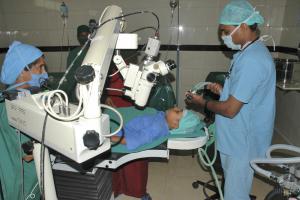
[170,110,203,135]
[219,0,264,25]
[77,25,90,35]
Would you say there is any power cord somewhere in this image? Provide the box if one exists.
[95,10,160,36]
[39,113,48,200]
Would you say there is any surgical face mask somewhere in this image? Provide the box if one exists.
[27,72,48,87]
[221,25,241,50]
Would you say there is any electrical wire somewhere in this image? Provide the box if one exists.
[129,26,157,34]
[16,129,25,200]
[105,88,124,93]
[25,182,38,200]
[38,89,84,121]
[57,38,90,90]
[40,113,48,200]
[95,10,160,37]
[108,43,147,79]
[109,66,127,77]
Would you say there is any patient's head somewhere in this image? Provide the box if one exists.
[166,107,201,134]
[165,107,184,129]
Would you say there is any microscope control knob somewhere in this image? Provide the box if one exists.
[75,65,95,85]
[146,72,157,83]
[83,130,100,150]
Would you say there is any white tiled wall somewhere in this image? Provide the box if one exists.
[1,0,299,111]
[0,0,289,47]
[280,0,300,47]
[274,0,300,146]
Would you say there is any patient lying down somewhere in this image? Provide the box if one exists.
[110,107,201,150]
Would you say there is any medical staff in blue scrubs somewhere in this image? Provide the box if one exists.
[185,1,276,199]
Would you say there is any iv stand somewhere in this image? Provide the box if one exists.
[170,0,180,106]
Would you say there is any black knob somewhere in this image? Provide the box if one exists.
[83,130,100,150]
[192,181,199,189]
[146,72,157,83]
[75,65,95,85]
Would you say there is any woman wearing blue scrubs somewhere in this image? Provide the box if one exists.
[185,1,276,200]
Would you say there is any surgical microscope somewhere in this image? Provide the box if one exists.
[4,5,176,199]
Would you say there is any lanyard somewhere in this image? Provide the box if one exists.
[226,37,259,79]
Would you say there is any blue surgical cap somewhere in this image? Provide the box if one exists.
[219,0,264,25]
[170,110,201,135]
[1,41,43,85]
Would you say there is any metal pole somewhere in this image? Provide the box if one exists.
[175,1,180,105]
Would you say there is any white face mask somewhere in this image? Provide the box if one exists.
[221,25,241,50]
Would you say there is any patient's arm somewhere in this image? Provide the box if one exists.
[111,136,126,144]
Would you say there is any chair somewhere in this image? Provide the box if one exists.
[191,72,257,200]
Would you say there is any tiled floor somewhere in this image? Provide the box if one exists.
[116,133,286,200]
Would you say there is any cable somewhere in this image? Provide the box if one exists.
[109,66,127,77]
[95,10,160,37]
[25,182,38,200]
[57,39,90,90]
[105,88,124,93]
[40,113,48,200]
[100,104,123,137]
[129,26,157,34]
[39,89,84,121]
[16,129,25,200]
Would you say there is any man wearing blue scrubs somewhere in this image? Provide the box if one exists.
[185,1,276,199]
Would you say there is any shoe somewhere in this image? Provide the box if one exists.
[141,193,152,200]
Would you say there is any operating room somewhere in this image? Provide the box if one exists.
[0,0,300,200]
